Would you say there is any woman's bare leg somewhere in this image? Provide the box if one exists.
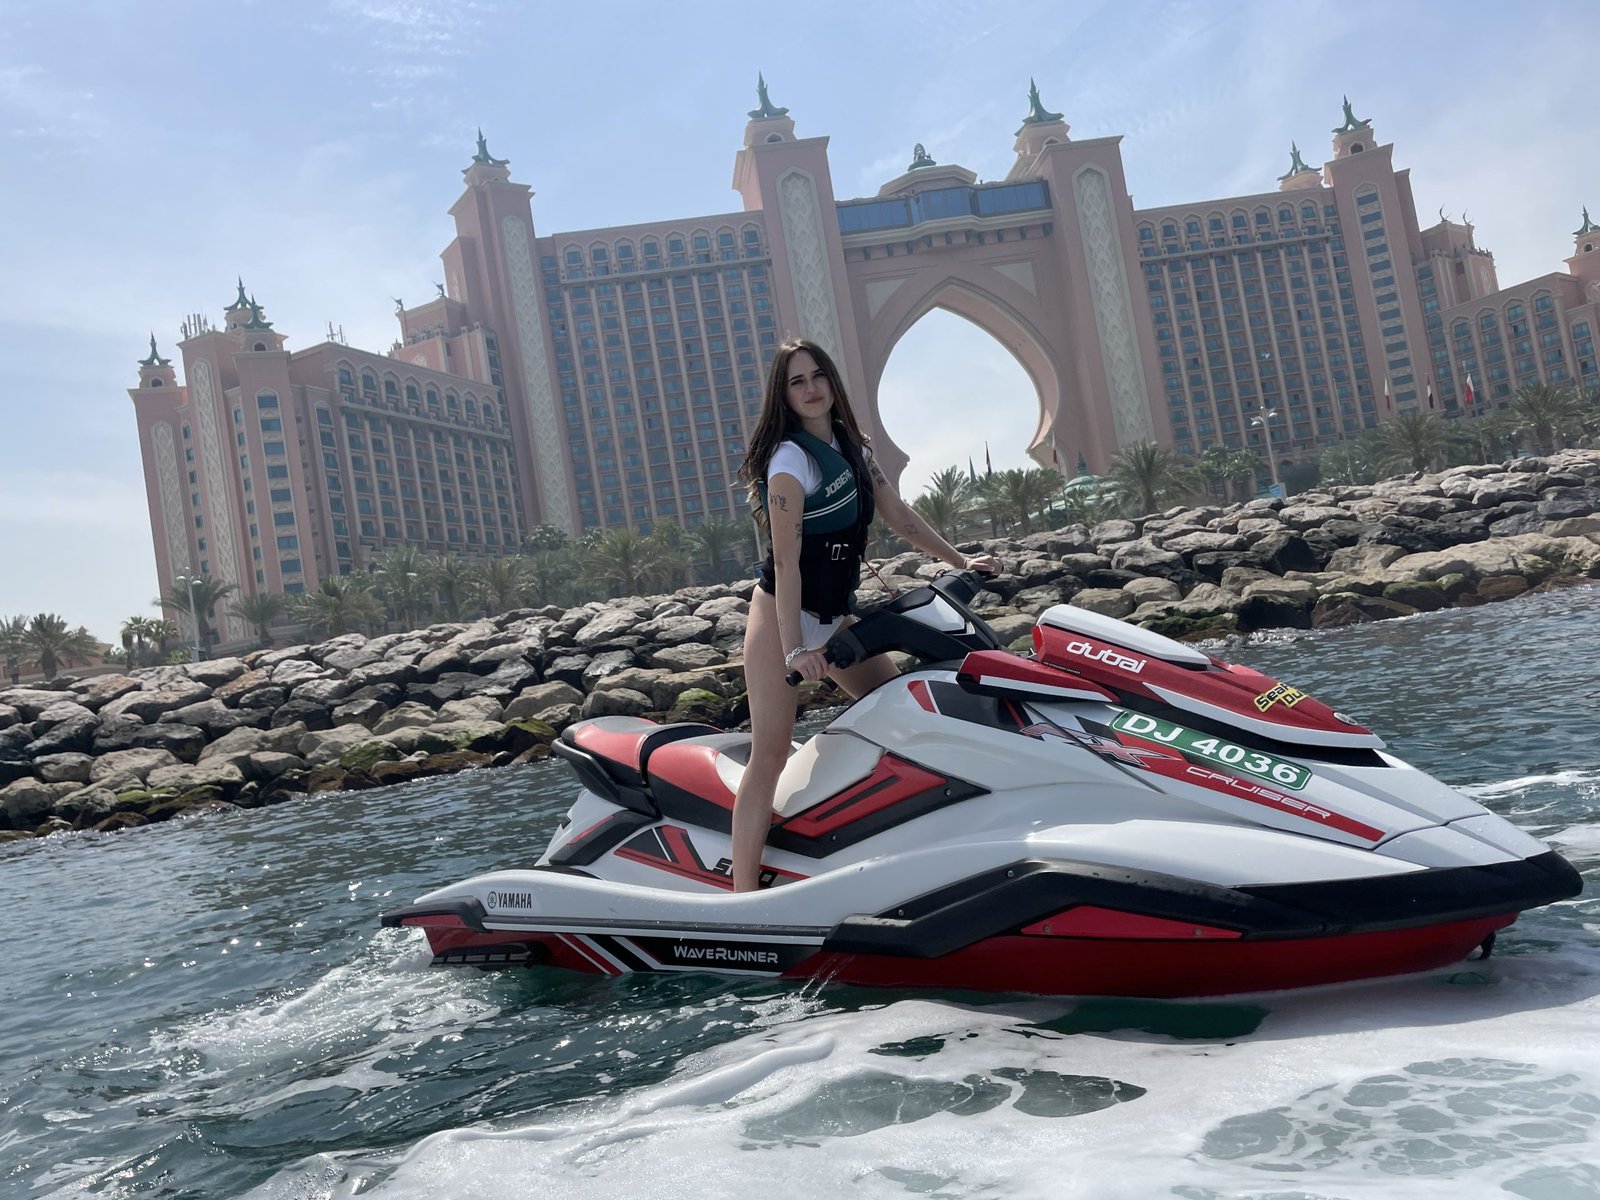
[730,588,798,892]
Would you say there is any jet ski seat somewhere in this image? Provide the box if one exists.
[557,717,724,815]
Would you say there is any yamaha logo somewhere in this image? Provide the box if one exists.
[1065,639,1146,674]
[486,891,499,909]
[485,890,532,911]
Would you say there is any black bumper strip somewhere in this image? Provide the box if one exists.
[822,851,1582,959]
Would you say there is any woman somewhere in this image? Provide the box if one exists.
[731,337,1001,892]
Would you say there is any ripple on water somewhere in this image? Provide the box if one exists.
[1199,1057,1600,1178]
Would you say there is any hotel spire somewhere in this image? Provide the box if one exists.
[1007,79,1070,179]
[1331,96,1376,158]
[748,73,788,120]
[1277,142,1319,191]
[463,129,512,183]
[1017,78,1064,132]
[138,332,170,367]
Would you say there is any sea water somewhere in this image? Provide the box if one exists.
[2,587,1596,1199]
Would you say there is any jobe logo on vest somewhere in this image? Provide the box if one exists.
[1065,639,1146,673]
[823,469,851,498]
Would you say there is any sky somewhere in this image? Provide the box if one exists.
[0,0,1594,643]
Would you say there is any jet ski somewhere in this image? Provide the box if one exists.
[381,572,1581,998]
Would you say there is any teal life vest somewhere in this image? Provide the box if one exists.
[757,427,875,622]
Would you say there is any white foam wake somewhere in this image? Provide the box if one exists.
[247,958,1600,1200]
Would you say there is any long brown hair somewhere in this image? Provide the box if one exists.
[739,337,869,532]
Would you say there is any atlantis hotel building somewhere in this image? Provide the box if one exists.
[130,84,1600,641]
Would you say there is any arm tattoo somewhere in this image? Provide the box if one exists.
[774,493,789,512]
[868,459,889,486]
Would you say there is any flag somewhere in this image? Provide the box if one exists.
[1383,376,1392,411]
[1051,444,1060,468]
[1463,372,1476,410]
[984,442,993,476]
[968,456,977,484]
[1426,375,1435,409]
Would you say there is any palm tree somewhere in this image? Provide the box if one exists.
[1506,382,1587,455]
[523,547,580,608]
[521,523,570,553]
[1,615,29,685]
[1008,468,1062,535]
[911,466,974,542]
[583,529,669,597]
[1196,447,1262,504]
[147,619,180,661]
[289,576,385,637]
[227,592,287,647]
[646,522,692,591]
[971,472,1013,537]
[686,516,747,584]
[1105,441,1200,517]
[1365,411,1451,474]
[1320,441,1375,486]
[116,620,163,668]
[371,544,431,629]
[158,575,238,653]
[1196,445,1237,503]
[24,614,101,680]
[474,556,530,616]
[422,554,480,622]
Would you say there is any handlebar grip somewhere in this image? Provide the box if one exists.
[784,645,836,687]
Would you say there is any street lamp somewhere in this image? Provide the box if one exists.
[1249,409,1283,498]
[173,574,204,661]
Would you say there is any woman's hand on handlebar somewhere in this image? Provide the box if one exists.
[962,553,1003,577]
[786,647,830,684]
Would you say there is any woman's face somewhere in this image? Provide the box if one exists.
[783,350,834,422]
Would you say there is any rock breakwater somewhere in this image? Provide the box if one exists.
[3,451,1598,844]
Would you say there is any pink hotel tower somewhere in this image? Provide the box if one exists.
[130,83,1600,640]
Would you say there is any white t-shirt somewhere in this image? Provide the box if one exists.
[767,438,871,494]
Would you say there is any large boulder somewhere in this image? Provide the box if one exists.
[574,608,643,649]
[1069,589,1135,619]
[649,643,727,672]
[91,748,184,793]
[0,689,76,721]
[581,650,635,689]
[160,698,264,736]
[130,723,209,762]
[268,697,335,731]
[100,681,212,723]
[70,674,144,709]
[199,722,308,762]
[579,688,654,719]
[368,750,492,786]
[1,777,57,828]
[298,724,378,767]
[504,682,584,721]
[373,702,439,734]
[632,614,714,646]
[214,668,271,703]
[34,752,94,783]
[33,699,96,732]
[186,657,248,687]
[436,696,506,725]
[23,713,98,757]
